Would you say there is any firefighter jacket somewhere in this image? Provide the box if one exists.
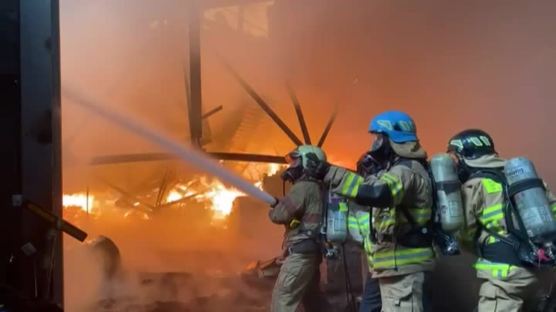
[347,200,371,246]
[324,158,435,277]
[459,155,556,278]
[269,180,323,249]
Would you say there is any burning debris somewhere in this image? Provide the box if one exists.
[63,163,285,224]
[62,163,287,310]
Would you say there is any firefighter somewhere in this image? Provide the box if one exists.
[447,129,556,312]
[269,145,329,312]
[352,152,382,312]
[305,110,435,312]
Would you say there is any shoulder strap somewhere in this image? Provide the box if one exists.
[469,168,506,184]
[470,168,530,243]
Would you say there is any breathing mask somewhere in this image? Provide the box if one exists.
[281,151,304,183]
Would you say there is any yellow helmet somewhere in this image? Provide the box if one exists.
[286,145,327,170]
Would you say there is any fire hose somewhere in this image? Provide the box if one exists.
[64,87,277,206]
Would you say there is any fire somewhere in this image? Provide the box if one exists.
[197,178,245,221]
[63,193,94,213]
[266,163,282,177]
[199,162,285,221]
[165,180,198,204]
[161,178,244,221]
[159,163,285,222]
[63,163,285,223]
[242,162,286,184]
[166,190,183,203]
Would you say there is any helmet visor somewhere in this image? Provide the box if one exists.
[370,133,386,152]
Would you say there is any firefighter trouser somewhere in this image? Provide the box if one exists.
[378,272,425,312]
[271,252,325,312]
[477,265,554,312]
[360,273,382,312]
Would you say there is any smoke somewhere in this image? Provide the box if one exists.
[60,0,556,310]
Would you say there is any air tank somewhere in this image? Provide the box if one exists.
[430,153,464,232]
[326,192,348,243]
[504,157,556,243]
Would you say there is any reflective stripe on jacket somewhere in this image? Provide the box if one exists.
[324,159,435,274]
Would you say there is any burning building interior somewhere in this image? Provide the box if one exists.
[2,0,556,311]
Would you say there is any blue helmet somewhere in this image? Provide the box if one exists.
[368,111,417,143]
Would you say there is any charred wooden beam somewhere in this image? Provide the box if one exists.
[317,110,337,148]
[91,151,286,165]
[208,152,286,164]
[202,105,223,119]
[287,84,311,144]
[187,1,203,147]
[91,153,177,165]
[223,62,303,146]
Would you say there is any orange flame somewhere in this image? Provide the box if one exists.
[64,164,285,223]
[63,193,94,213]
[198,180,245,221]
[166,190,183,203]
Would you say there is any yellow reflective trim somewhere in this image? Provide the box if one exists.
[380,173,403,200]
[358,214,371,233]
[289,219,301,229]
[487,236,498,244]
[377,217,396,228]
[481,204,504,223]
[373,247,434,269]
[483,203,503,215]
[339,202,349,212]
[340,173,363,198]
[342,174,355,195]
[482,179,502,194]
[474,259,512,278]
[351,176,364,197]
[357,214,370,224]
[381,173,401,189]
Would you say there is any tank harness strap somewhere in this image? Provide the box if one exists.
[508,178,545,197]
[470,169,534,266]
[470,169,521,236]
[288,239,322,255]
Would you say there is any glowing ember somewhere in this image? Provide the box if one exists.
[63,193,94,213]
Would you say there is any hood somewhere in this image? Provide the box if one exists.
[390,140,427,159]
[463,154,506,168]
